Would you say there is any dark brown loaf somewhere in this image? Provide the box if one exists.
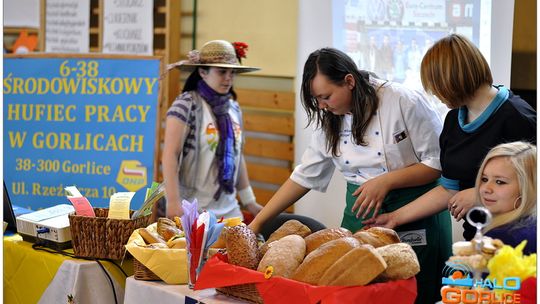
[318,244,387,286]
[225,225,260,270]
[353,227,400,248]
[303,228,352,255]
[291,237,359,285]
[260,220,312,255]
[257,235,306,278]
[375,243,420,281]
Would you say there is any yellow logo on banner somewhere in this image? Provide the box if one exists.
[116,160,147,192]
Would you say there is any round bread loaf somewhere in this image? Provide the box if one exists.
[257,234,306,278]
[318,244,387,286]
[291,237,359,285]
[225,225,260,270]
[303,227,352,255]
[260,220,311,256]
[353,227,400,248]
[375,243,420,281]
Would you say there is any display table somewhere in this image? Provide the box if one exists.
[124,276,248,304]
[3,234,133,304]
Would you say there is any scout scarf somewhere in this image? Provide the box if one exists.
[197,80,236,199]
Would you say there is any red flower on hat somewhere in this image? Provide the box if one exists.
[232,42,248,61]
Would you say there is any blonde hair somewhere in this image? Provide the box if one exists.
[475,142,537,232]
[420,34,492,108]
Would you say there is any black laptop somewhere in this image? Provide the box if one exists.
[3,181,18,233]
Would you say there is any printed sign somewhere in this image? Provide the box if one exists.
[3,55,160,210]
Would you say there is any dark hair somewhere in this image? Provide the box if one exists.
[301,48,379,157]
[421,34,492,108]
[182,67,237,99]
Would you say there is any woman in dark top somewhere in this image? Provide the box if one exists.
[476,141,536,254]
[363,34,536,241]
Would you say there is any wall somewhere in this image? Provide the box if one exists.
[195,0,298,78]
[510,0,536,91]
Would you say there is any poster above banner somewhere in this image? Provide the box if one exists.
[102,0,154,55]
[45,0,91,53]
[3,54,161,211]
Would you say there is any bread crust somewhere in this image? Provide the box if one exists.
[260,220,312,255]
[303,228,352,255]
[375,243,420,281]
[353,227,400,248]
[318,244,387,286]
[257,235,306,278]
[291,237,359,284]
[225,225,260,270]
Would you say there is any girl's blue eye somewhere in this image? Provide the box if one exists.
[495,180,506,185]
[481,177,488,182]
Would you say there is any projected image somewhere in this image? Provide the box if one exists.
[335,0,485,87]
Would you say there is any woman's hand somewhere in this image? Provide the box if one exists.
[362,212,398,229]
[351,175,391,219]
[448,188,477,220]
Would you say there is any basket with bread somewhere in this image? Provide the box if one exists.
[195,220,421,304]
[125,217,188,284]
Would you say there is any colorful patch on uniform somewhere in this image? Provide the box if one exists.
[206,122,219,151]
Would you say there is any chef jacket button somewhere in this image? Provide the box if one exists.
[382,168,386,172]
[344,140,347,144]
[375,131,379,135]
[345,160,350,164]
[377,152,382,156]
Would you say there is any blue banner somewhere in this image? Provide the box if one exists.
[3,55,160,210]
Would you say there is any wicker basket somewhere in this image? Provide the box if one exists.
[133,258,161,281]
[69,208,150,259]
[217,284,263,304]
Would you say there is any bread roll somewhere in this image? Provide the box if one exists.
[353,227,399,248]
[303,228,352,255]
[157,217,182,241]
[167,236,186,249]
[260,220,312,255]
[225,225,260,270]
[257,235,306,278]
[375,243,420,281]
[292,237,359,284]
[139,228,166,245]
[318,245,387,286]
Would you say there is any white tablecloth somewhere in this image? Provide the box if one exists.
[39,259,125,304]
[123,276,247,304]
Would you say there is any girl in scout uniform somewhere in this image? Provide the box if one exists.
[249,47,451,304]
[162,40,264,220]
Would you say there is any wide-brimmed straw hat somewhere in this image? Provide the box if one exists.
[167,40,260,73]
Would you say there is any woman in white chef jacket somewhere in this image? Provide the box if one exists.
[249,48,451,304]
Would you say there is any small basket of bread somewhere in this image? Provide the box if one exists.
[194,220,421,304]
[69,208,150,259]
[125,217,188,284]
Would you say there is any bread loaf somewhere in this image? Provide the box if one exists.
[139,228,166,245]
[375,243,420,281]
[303,228,352,255]
[318,244,387,286]
[260,220,312,255]
[157,217,182,241]
[291,237,359,284]
[225,225,260,270]
[257,234,306,278]
[353,227,400,248]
